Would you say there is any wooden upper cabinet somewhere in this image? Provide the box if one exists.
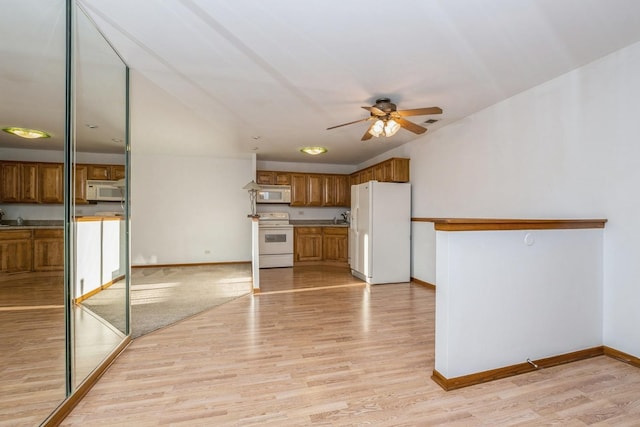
[322,174,350,207]
[87,164,124,180]
[111,165,125,180]
[349,158,410,185]
[88,164,111,180]
[306,174,323,206]
[39,163,64,204]
[384,158,410,182]
[257,170,290,185]
[0,162,38,203]
[334,175,350,207]
[290,173,307,206]
[322,175,336,206]
[75,165,88,204]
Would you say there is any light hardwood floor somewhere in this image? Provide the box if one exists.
[61,266,640,426]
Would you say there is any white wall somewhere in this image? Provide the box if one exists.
[130,153,253,265]
[435,228,603,378]
[406,41,640,358]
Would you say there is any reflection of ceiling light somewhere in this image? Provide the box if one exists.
[2,127,50,139]
[369,118,400,138]
[300,146,327,155]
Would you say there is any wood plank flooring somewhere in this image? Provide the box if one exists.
[61,266,640,426]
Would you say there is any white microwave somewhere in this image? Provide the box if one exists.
[86,180,124,202]
[257,185,291,204]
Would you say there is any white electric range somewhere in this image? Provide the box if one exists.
[258,212,293,268]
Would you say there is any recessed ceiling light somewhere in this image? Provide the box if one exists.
[2,127,50,139]
[86,124,98,129]
[300,146,327,155]
[112,138,123,143]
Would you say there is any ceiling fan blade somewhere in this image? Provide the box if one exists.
[361,124,374,141]
[395,117,428,134]
[361,106,386,116]
[326,117,370,130]
[395,107,443,117]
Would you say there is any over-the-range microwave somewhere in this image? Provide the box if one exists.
[257,185,291,204]
[86,180,124,202]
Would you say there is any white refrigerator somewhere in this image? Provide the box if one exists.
[349,181,411,284]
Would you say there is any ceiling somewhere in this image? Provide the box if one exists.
[5,1,640,165]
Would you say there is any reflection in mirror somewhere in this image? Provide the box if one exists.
[72,6,129,388]
[0,0,67,425]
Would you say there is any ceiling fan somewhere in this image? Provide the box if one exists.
[327,98,443,141]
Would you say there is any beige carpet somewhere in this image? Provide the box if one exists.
[82,263,252,338]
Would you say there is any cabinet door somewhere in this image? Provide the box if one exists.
[306,174,323,206]
[322,175,336,206]
[0,231,33,273]
[360,168,374,183]
[294,227,323,261]
[256,170,275,185]
[33,229,64,271]
[350,173,360,188]
[1,163,21,202]
[334,175,350,207]
[275,172,291,185]
[386,158,410,182]
[87,164,110,180]
[111,165,125,180]
[39,163,64,204]
[290,174,307,206]
[75,165,88,204]
[323,228,348,262]
[21,163,40,202]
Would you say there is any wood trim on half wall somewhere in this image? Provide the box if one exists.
[432,347,604,391]
[411,218,607,231]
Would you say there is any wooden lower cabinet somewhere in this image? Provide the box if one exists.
[0,228,64,273]
[294,227,323,261]
[0,230,33,273]
[322,227,348,263]
[33,229,64,271]
[295,226,348,264]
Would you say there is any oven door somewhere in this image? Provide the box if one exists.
[258,226,293,255]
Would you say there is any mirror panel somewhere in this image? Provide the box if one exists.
[0,1,130,424]
[0,0,67,425]
[72,6,129,388]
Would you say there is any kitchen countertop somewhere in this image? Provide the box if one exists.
[289,220,349,227]
[0,220,63,230]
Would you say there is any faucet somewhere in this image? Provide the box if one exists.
[0,208,4,224]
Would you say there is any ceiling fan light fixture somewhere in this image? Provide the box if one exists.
[300,146,327,155]
[2,126,50,139]
[384,119,400,137]
[369,119,385,137]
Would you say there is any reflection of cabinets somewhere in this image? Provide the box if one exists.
[323,227,348,263]
[294,226,348,264]
[294,227,323,262]
[75,165,88,204]
[87,164,125,180]
[0,162,39,203]
[256,170,290,185]
[33,229,64,271]
[0,161,124,204]
[0,228,64,273]
[39,163,64,204]
[0,230,33,273]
